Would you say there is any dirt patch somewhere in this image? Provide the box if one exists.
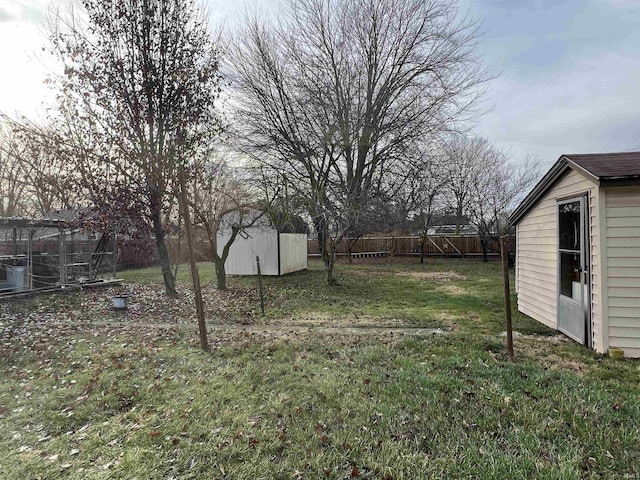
[270,312,411,329]
[432,312,464,325]
[396,271,466,281]
[436,284,469,295]
[513,336,587,373]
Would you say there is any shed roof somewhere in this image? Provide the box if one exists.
[510,151,640,225]
[566,151,640,181]
[0,217,67,229]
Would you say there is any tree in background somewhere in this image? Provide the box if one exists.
[48,0,222,298]
[0,120,81,217]
[406,144,449,263]
[466,152,540,261]
[443,135,488,235]
[445,136,541,261]
[0,124,31,217]
[189,156,260,291]
[229,0,488,285]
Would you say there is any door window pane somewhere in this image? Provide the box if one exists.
[560,252,581,300]
[559,201,581,250]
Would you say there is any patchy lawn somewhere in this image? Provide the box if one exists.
[1,259,638,479]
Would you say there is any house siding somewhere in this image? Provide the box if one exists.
[516,169,600,339]
[605,186,640,358]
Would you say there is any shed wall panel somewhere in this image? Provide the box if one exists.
[217,228,280,276]
[607,215,640,229]
[278,234,308,274]
[616,347,640,357]
[515,169,599,338]
[605,186,640,357]
[608,270,640,282]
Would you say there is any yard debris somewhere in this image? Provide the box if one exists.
[2,263,639,478]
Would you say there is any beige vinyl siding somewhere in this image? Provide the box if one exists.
[588,186,602,352]
[593,197,607,352]
[605,186,640,357]
[516,169,599,334]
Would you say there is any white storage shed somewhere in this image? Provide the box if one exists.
[510,151,640,358]
[217,225,307,276]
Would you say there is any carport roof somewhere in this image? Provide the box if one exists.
[510,151,640,225]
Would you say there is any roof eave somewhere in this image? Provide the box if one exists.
[565,158,600,185]
[600,177,640,187]
[509,156,570,226]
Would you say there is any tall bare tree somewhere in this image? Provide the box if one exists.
[0,124,31,217]
[468,152,541,261]
[189,157,260,290]
[406,145,449,263]
[445,136,541,261]
[0,120,80,217]
[229,0,488,285]
[48,0,222,297]
[443,135,487,235]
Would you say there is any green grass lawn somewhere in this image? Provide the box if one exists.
[1,258,639,479]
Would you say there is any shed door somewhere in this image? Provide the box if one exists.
[557,197,591,345]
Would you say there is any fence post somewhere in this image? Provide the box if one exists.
[112,233,117,278]
[256,255,266,316]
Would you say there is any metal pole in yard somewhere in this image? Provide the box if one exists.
[112,233,117,279]
[256,255,265,317]
[28,229,33,290]
[88,243,93,281]
[501,236,514,361]
[58,230,63,285]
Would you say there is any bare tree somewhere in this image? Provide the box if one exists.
[407,145,449,263]
[0,120,81,217]
[189,157,260,290]
[443,135,488,235]
[48,0,222,298]
[0,124,32,217]
[228,0,488,285]
[446,137,541,261]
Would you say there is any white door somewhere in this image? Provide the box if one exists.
[557,197,590,345]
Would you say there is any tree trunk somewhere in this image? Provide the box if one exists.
[314,216,338,286]
[419,236,426,264]
[326,249,337,286]
[213,255,227,290]
[178,167,209,352]
[347,236,360,264]
[151,208,178,297]
[480,235,488,262]
[455,204,463,235]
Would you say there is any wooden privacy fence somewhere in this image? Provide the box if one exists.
[308,235,515,258]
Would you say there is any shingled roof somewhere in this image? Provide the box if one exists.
[565,151,640,181]
[510,151,640,225]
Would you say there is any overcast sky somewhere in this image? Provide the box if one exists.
[1,0,639,168]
